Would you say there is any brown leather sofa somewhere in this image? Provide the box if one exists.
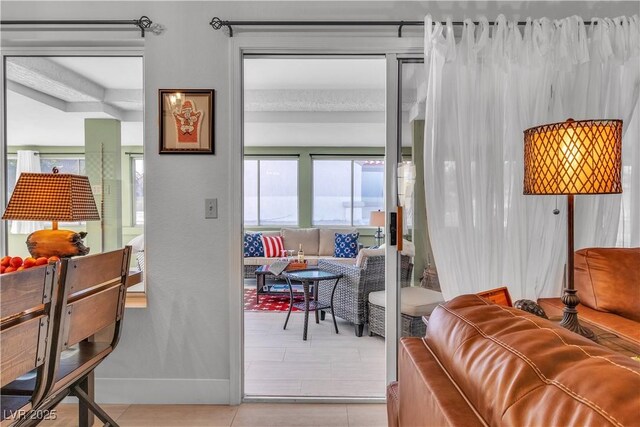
[538,247,640,345]
[389,294,640,427]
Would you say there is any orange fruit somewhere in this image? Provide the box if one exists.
[1,256,10,267]
[35,257,49,266]
[10,257,23,268]
[23,257,37,268]
[0,266,5,274]
[5,266,16,273]
[48,256,60,263]
[16,266,25,271]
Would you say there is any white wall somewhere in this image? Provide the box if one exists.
[2,0,638,404]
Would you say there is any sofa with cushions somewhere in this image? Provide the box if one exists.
[243,227,362,278]
[388,294,640,427]
[538,247,640,345]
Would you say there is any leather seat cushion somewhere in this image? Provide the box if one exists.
[538,297,640,345]
[426,295,640,426]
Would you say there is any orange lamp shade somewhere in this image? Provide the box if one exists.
[2,173,100,222]
[523,119,622,195]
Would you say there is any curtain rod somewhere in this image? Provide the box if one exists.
[210,17,594,38]
[0,16,153,37]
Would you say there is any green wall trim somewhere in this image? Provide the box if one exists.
[245,146,388,231]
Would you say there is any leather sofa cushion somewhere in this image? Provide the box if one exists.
[538,297,640,345]
[319,228,357,256]
[574,247,640,322]
[399,338,484,427]
[426,295,640,426]
[281,228,319,256]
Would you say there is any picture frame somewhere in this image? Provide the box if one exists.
[159,89,214,154]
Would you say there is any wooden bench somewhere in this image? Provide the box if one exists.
[1,263,61,426]
[2,247,131,427]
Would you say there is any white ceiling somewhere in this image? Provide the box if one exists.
[6,56,143,147]
[7,91,143,147]
[244,58,385,90]
[48,57,143,90]
[7,56,412,148]
[244,57,392,147]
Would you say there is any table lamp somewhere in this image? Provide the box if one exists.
[370,210,385,247]
[524,118,622,339]
[2,170,100,258]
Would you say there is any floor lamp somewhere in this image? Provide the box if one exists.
[523,119,622,339]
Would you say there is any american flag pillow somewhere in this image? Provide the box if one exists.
[262,235,284,258]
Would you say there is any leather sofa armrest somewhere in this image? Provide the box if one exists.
[399,338,484,427]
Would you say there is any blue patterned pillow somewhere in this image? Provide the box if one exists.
[244,232,265,257]
[334,232,359,258]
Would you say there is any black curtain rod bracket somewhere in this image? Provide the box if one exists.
[209,17,593,38]
[1,16,153,37]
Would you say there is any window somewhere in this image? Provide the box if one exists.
[132,156,144,226]
[312,159,384,226]
[6,156,85,198]
[244,159,298,226]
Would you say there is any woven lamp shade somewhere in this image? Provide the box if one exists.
[523,119,622,195]
[2,173,100,222]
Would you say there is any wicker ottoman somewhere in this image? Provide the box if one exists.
[368,287,443,338]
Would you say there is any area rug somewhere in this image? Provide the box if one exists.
[244,288,303,312]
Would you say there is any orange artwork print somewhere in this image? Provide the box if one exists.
[172,100,203,143]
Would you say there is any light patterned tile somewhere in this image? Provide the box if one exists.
[232,403,348,427]
[331,361,385,381]
[36,404,129,427]
[300,380,386,398]
[116,405,237,427]
[244,379,301,396]
[246,361,331,381]
[283,347,360,363]
[346,403,388,426]
[244,347,286,362]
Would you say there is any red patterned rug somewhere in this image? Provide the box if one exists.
[244,288,304,312]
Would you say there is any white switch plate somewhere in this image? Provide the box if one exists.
[205,198,218,219]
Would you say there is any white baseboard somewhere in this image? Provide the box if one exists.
[89,378,230,404]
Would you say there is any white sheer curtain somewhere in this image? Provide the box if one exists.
[422,15,640,301]
[10,150,43,234]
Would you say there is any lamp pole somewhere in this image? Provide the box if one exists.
[559,194,595,339]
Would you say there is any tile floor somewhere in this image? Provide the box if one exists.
[37,402,388,427]
[244,310,386,397]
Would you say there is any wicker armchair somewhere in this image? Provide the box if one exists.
[317,255,413,337]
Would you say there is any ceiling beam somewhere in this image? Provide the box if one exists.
[7,57,105,102]
[7,80,67,111]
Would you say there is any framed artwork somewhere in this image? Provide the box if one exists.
[159,89,214,154]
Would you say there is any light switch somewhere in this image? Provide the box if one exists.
[205,198,218,219]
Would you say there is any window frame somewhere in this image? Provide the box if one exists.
[130,154,144,227]
[311,156,385,227]
[243,156,299,227]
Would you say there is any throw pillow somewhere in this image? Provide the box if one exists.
[334,232,359,258]
[262,235,285,258]
[244,232,264,257]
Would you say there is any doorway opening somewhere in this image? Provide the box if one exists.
[241,56,388,398]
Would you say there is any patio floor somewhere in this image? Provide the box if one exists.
[244,310,386,398]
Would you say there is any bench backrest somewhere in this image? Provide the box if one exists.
[0,263,60,405]
[59,247,131,350]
